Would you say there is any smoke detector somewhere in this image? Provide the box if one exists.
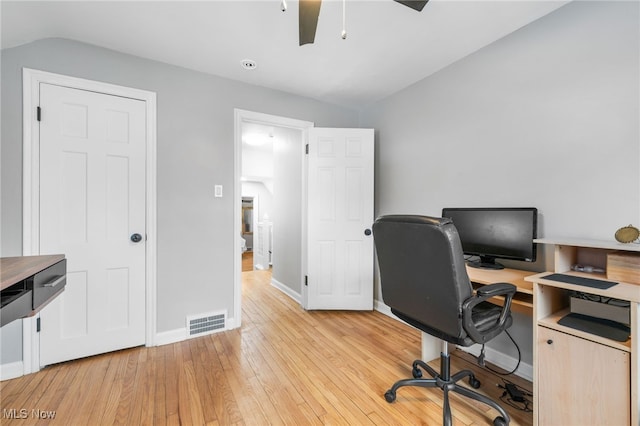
[241,59,257,70]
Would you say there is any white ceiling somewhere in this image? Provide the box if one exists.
[1,0,569,108]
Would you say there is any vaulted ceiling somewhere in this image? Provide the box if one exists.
[1,0,569,108]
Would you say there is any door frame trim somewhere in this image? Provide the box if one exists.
[21,68,158,373]
[233,109,313,325]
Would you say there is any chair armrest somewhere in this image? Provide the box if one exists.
[462,283,517,344]
[476,282,517,298]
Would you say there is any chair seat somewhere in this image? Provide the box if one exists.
[392,301,511,347]
[473,301,513,332]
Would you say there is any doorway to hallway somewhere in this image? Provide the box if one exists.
[234,109,313,328]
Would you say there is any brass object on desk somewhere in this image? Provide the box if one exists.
[615,224,639,244]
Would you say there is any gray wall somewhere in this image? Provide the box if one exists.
[271,127,304,294]
[1,38,359,364]
[361,0,639,366]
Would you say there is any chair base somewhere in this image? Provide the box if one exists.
[384,349,510,426]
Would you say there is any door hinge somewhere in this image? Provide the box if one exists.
[304,275,308,286]
[36,106,42,122]
[305,144,309,154]
[36,317,41,332]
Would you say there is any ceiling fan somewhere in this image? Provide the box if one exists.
[296,0,429,46]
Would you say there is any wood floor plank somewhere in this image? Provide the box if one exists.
[222,358,272,425]
[0,365,57,411]
[0,270,532,425]
[163,344,180,423]
[151,346,168,426]
[93,352,129,425]
[187,338,218,424]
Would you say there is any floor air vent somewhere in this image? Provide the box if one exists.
[186,311,226,337]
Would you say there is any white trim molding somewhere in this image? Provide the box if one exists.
[270,278,302,304]
[0,361,24,381]
[21,68,158,374]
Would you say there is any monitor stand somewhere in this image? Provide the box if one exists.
[467,257,504,270]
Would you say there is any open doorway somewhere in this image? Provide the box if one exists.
[240,122,274,272]
[241,196,255,271]
[240,122,304,274]
[233,109,314,328]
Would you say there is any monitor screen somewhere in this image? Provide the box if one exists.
[441,207,538,270]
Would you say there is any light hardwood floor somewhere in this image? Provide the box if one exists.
[241,251,253,272]
[0,270,532,425]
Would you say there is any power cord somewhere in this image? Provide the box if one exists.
[476,331,532,412]
[477,329,521,376]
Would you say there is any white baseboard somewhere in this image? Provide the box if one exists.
[271,278,301,303]
[0,361,24,381]
[154,328,187,346]
[373,299,533,382]
[374,299,394,318]
[225,316,237,330]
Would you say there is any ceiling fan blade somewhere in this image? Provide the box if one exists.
[394,0,429,12]
[299,0,322,46]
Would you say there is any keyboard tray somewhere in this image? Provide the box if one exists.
[558,312,630,342]
[544,273,617,290]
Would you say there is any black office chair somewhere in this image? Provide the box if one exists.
[372,215,516,426]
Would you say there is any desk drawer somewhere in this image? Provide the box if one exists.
[30,259,67,309]
[1,286,32,327]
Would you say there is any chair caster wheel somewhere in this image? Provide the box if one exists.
[412,367,423,378]
[384,390,396,403]
[493,416,508,426]
[469,376,481,389]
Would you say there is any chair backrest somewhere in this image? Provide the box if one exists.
[372,215,473,339]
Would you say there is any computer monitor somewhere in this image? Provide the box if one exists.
[441,207,538,270]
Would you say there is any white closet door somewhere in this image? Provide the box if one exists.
[39,83,147,366]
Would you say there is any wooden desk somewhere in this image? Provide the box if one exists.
[0,255,66,327]
[527,238,640,426]
[467,266,534,316]
[421,265,535,361]
[417,239,640,425]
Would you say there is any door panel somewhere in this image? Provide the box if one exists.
[306,128,374,310]
[39,83,146,366]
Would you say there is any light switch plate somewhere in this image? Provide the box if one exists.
[214,185,223,197]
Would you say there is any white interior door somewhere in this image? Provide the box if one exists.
[38,83,147,366]
[306,128,374,310]
[254,220,272,270]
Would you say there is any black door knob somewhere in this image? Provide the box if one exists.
[546,339,553,345]
[364,229,372,236]
[130,233,143,243]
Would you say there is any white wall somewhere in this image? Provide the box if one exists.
[242,148,274,193]
[361,0,639,368]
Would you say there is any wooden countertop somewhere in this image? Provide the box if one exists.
[1,255,65,291]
